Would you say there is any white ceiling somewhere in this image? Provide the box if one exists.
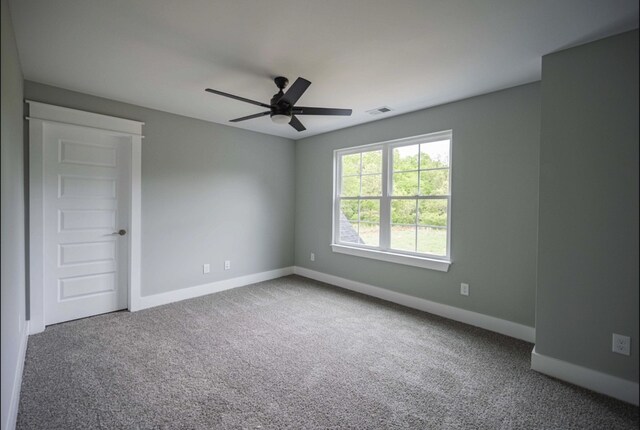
[9,0,639,139]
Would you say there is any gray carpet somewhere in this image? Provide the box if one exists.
[17,275,639,429]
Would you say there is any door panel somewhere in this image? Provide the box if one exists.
[43,123,130,325]
[59,140,117,167]
[59,241,116,266]
[59,209,117,231]
[59,175,117,198]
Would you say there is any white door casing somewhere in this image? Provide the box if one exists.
[28,101,143,333]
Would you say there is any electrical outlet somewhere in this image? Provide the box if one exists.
[203,264,210,274]
[224,260,231,270]
[460,283,469,296]
[612,333,631,356]
[310,253,315,262]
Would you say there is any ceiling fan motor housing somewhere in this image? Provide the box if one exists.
[270,103,292,117]
[271,77,292,117]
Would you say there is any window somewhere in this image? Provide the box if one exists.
[332,131,452,271]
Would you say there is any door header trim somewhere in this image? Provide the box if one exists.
[26,100,144,137]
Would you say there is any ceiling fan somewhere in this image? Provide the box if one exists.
[205,77,352,132]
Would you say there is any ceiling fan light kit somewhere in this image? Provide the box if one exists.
[205,76,352,132]
[271,114,292,124]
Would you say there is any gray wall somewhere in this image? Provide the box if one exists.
[295,83,540,327]
[1,0,27,427]
[536,30,639,382]
[24,81,296,297]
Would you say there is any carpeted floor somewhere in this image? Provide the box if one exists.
[17,275,639,429]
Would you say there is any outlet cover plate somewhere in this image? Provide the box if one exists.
[460,283,469,296]
[612,333,631,356]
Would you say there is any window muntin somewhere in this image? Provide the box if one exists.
[334,131,451,262]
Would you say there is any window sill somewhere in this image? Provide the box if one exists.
[330,244,451,272]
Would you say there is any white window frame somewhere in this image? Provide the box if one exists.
[331,130,452,272]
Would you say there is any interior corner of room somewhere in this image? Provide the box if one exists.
[1,1,638,429]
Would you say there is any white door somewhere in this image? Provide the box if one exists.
[43,122,130,325]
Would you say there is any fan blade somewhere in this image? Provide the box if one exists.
[229,111,271,122]
[289,115,306,132]
[293,107,352,116]
[277,78,311,106]
[205,88,270,108]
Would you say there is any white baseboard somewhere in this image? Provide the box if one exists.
[4,321,29,430]
[293,266,535,343]
[135,267,294,311]
[531,346,639,405]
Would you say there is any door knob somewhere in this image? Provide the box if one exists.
[113,229,127,236]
